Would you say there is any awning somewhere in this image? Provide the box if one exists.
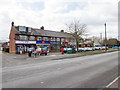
[78,42,84,44]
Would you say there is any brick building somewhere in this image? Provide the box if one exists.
[2,42,9,52]
[9,22,76,54]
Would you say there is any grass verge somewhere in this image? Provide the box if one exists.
[56,49,118,60]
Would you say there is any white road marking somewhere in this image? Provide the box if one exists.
[106,75,120,88]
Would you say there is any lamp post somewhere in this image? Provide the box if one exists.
[105,23,107,51]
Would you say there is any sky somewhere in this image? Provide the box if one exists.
[0,0,119,42]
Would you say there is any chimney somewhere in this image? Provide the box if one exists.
[61,30,64,32]
[11,21,14,27]
[40,26,44,30]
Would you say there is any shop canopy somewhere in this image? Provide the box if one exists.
[78,42,84,44]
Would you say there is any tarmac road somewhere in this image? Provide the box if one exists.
[2,51,119,88]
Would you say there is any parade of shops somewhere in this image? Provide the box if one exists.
[9,22,76,54]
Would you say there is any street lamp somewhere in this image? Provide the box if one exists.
[105,23,107,51]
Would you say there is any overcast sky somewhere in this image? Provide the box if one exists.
[0,0,119,42]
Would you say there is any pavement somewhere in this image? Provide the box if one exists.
[2,50,115,68]
[2,51,119,88]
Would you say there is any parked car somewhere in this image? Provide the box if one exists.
[63,48,67,53]
[78,48,84,52]
[94,47,101,50]
[33,48,47,56]
[112,46,119,49]
[101,46,108,50]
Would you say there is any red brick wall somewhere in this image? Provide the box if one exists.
[48,37,51,41]
[35,36,37,41]
[55,37,57,41]
[41,37,43,41]
[15,35,19,40]
[28,36,30,40]
[9,26,16,53]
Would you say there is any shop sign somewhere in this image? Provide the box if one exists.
[50,41,61,45]
[36,41,61,45]
[78,42,84,44]
[36,41,50,44]
[15,40,36,44]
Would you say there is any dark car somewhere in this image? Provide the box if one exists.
[33,48,47,56]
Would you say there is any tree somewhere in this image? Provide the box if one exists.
[108,38,118,47]
[66,19,87,52]
[101,38,119,47]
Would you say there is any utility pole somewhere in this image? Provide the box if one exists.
[100,33,102,41]
[105,23,107,51]
[100,33,102,44]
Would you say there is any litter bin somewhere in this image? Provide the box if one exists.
[67,48,72,54]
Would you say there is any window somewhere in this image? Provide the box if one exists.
[19,26,26,32]
[66,38,69,42]
[57,38,60,41]
[28,28,31,32]
[43,37,48,41]
[51,37,55,41]
[37,37,41,41]
[61,38,64,42]
[20,35,27,40]
[30,36,35,40]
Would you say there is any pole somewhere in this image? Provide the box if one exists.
[105,23,107,51]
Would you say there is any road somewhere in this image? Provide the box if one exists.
[2,51,119,88]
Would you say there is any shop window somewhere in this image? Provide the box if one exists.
[37,37,41,41]
[43,37,48,41]
[30,36,35,40]
[51,37,55,41]
[20,35,27,40]
[50,45,60,51]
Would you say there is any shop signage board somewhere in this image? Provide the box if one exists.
[15,40,36,45]
[36,41,61,45]
[36,41,50,44]
[16,41,61,45]
[50,41,61,45]
[78,42,84,44]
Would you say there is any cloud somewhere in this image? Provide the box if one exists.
[0,0,119,42]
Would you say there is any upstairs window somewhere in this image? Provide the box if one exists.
[19,26,26,32]
[51,37,55,41]
[43,37,48,41]
[30,36,35,40]
[20,35,27,40]
[66,38,69,42]
[28,27,31,32]
[37,37,41,41]
[61,38,64,42]
[57,38,60,41]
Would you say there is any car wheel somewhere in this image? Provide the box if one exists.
[45,53,47,55]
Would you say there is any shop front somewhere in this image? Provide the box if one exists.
[50,41,61,52]
[78,42,84,48]
[36,41,61,52]
[15,40,36,54]
[61,42,69,48]
[36,41,50,52]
